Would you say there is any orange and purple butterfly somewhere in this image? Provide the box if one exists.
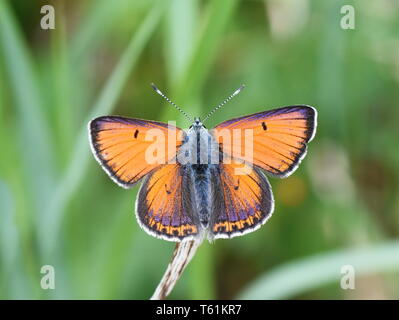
[88,84,317,242]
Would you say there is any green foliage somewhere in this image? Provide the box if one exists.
[0,0,398,299]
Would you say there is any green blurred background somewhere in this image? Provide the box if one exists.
[1,0,399,299]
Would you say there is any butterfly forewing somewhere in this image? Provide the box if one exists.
[213,106,317,177]
[89,116,185,188]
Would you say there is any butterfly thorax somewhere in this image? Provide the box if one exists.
[179,120,219,165]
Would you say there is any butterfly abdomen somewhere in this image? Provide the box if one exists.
[190,164,212,227]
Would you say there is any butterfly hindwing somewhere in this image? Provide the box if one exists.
[209,162,274,239]
[136,164,200,241]
[89,116,185,188]
[213,106,317,177]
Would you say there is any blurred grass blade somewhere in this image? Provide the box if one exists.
[238,240,399,300]
[0,0,55,210]
[165,0,199,85]
[175,0,240,103]
[41,2,168,256]
[71,0,153,60]
[0,181,32,299]
[87,4,167,119]
[50,9,75,167]
[71,0,123,60]
[0,181,17,295]
[162,0,199,125]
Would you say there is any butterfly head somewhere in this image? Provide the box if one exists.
[188,117,205,130]
[194,117,203,127]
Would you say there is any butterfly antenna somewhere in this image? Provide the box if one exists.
[151,83,192,122]
[202,84,245,122]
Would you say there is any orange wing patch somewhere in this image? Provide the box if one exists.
[89,116,185,188]
[213,106,317,177]
[137,164,200,241]
[210,163,273,239]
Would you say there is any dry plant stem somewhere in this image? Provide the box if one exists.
[151,239,203,300]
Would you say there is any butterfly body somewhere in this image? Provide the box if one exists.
[89,103,317,242]
[175,118,220,233]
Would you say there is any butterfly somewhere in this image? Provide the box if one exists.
[88,84,317,242]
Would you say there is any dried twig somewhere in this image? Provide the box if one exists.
[150,239,203,300]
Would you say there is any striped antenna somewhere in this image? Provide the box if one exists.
[151,83,192,122]
[202,84,245,122]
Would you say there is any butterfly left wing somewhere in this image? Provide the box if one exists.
[209,162,274,240]
[212,106,317,178]
[89,116,185,188]
[137,164,201,241]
